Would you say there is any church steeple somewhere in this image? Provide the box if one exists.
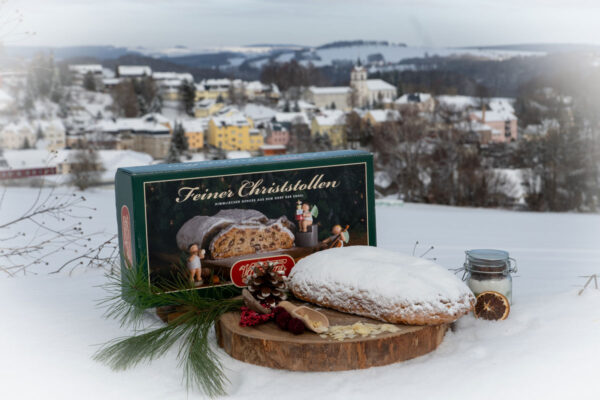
[350,63,367,108]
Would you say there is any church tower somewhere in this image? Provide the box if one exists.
[350,65,368,107]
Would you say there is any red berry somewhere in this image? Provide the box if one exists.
[287,318,305,335]
[275,310,291,329]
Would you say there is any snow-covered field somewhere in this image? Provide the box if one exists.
[1,187,599,399]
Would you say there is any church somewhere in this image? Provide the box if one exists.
[305,66,397,110]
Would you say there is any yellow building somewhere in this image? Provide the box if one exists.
[195,79,231,101]
[182,119,207,150]
[310,110,346,147]
[207,114,263,151]
[194,99,225,118]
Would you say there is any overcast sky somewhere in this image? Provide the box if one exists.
[7,0,600,49]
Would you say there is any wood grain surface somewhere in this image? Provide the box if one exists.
[215,302,449,371]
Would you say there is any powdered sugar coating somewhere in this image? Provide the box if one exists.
[288,246,475,325]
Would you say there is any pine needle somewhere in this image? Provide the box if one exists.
[94,263,243,397]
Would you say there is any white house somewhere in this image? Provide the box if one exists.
[0,121,36,149]
[68,64,104,89]
[395,93,435,113]
[306,86,351,110]
[35,119,66,151]
[305,66,396,110]
[350,66,397,107]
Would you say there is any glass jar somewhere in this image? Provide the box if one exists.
[463,249,517,304]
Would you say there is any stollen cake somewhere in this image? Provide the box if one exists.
[288,246,475,325]
[176,209,295,259]
[209,219,294,259]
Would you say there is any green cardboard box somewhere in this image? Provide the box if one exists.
[115,150,376,300]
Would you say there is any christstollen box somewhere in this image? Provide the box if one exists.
[115,150,376,300]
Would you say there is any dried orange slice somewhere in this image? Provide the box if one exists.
[474,291,510,320]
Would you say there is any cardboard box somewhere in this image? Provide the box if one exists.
[115,150,376,298]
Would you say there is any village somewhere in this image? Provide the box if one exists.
[0,53,586,212]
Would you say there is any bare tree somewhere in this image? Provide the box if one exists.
[344,111,369,150]
[373,110,429,201]
[111,81,139,117]
[0,185,118,276]
[69,146,103,190]
[347,87,359,108]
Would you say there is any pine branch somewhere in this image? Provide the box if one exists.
[95,262,243,397]
[180,315,229,397]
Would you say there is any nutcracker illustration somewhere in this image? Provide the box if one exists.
[295,200,303,224]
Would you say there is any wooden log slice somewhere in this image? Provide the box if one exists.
[215,303,449,371]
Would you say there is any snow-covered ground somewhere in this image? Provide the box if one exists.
[1,187,599,399]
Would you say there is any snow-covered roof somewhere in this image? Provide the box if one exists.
[2,149,152,176]
[181,118,209,132]
[437,95,516,119]
[471,109,516,122]
[226,151,252,159]
[1,120,34,133]
[91,113,171,134]
[395,93,432,104]
[102,68,115,79]
[195,98,218,109]
[260,144,286,150]
[436,95,476,110]
[309,86,351,95]
[210,113,250,127]
[276,99,316,111]
[68,64,103,75]
[366,109,401,123]
[117,65,152,77]
[242,104,277,122]
[215,105,241,116]
[295,100,317,110]
[314,110,345,126]
[245,81,267,91]
[34,119,66,132]
[152,72,193,82]
[2,149,64,170]
[274,112,309,125]
[365,79,395,91]
[102,78,122,86]
[201,79,231,89]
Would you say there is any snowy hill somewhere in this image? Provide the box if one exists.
[270,43,544,68]
[130,41,545,69]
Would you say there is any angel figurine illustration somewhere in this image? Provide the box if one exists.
[321,224,350,249]
[187,244,205,286]
[298,201,318,233]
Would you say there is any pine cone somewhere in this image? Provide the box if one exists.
[244,262,288,308]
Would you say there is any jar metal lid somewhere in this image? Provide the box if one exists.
[466,249,509,265]
[461,249,517,277]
